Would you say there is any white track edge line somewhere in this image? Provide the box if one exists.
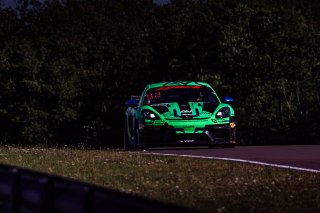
[143,152,320,173]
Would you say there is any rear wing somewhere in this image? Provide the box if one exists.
[131,95,141,102]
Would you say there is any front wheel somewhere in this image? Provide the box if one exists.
[222,143,236,148]
[134,128,148,150]
[208,143,236,149]
[124,121,135,150]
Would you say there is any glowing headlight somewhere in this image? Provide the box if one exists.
[216,111,223,117]
[142,110,159,120]
[215,107,231,118]
[150,113,157,119]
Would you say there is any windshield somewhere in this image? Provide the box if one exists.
[143,86,219,105]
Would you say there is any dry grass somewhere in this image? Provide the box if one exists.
[0,146,319,213]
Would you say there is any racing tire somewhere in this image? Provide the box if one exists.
[124,120,135,150]
[208,144,215,149]
[222,143,236,148]
[208,143,235,149]
[135,128,149,151]
[140,145,149,151]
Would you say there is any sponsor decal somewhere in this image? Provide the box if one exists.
[180,110,192,114]
[179,139,195,143]
[181,109,192,118]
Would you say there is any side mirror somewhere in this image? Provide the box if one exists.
[125,99,137,107]
[223,96,234,103]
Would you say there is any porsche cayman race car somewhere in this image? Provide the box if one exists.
[124,81,236,150]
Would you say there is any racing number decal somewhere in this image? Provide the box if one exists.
[146,91,161,100]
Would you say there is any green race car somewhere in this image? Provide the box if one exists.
[124,81,236,150]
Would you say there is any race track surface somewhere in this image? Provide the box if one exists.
[148,145,320,172]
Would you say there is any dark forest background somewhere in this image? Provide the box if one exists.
[0,0,319,147]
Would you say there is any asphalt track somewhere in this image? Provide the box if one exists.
[147,145,320,173]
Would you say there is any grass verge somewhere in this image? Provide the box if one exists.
[0,146,319,213]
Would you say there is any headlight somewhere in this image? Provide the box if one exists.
[215,107,230,118]
[142,110,160,120]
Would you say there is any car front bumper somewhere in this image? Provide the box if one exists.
[139,123,236,147]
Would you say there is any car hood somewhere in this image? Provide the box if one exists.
[150,102,218,119]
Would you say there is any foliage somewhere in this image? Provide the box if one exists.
[0,0,319,145]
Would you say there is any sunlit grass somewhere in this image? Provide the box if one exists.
[0,146,319,213]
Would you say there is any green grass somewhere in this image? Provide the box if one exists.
[0,146,319,213]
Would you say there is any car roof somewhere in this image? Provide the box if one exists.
[145,81,212,90]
